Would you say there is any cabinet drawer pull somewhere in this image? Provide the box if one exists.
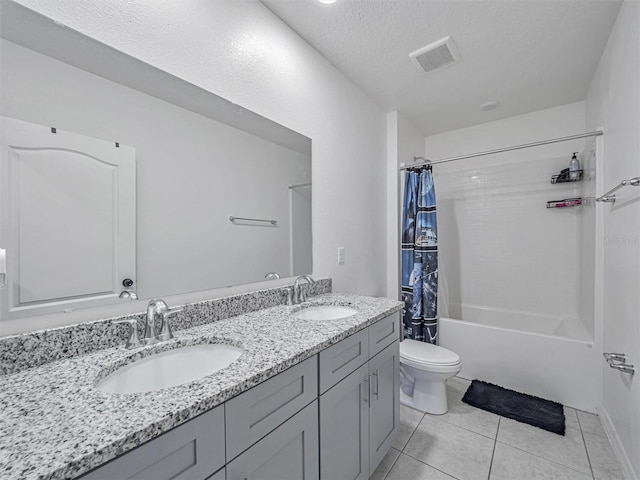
[363,376,370,403]
[372,370,379,400]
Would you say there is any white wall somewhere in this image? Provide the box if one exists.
[586,1,640,478]
[2,0,388,335]
[425,102,595,335]
[385,111,425,299]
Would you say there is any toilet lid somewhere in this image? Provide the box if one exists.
[400,339,460,366]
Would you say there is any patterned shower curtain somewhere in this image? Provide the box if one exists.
[401,167,439,344]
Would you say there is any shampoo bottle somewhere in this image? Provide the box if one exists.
[569,152,580,180]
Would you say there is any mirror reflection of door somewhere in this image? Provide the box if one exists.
[0,116,136,319]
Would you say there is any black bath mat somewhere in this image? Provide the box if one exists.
[462,380,565,435]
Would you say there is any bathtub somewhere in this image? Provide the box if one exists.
[439,305,600,412]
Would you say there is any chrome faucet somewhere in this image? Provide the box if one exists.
[293,275,315,304]
[146,299,183,343]
[117,299,183,349]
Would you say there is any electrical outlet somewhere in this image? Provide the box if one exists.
[337,247,345,265]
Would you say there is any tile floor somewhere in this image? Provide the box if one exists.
[371,377,625,480]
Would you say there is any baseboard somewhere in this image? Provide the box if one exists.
[600,406,638,480]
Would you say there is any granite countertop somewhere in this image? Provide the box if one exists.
[0,293,403,480]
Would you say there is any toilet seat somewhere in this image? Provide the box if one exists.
[400,339,461,370]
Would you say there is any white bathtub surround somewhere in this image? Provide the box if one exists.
[439,315,600,412]
[435,144,592,331]
[447,303,592,341]
[0,293,403,480]
[425,102,602,413]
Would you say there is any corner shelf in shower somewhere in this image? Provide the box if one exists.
[551,170,583,184]
[546,197,583,209]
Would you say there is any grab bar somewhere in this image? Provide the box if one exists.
[596,176,640,203]
[229,216,277,226]
[603,352,635,375]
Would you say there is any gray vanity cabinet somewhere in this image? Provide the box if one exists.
[226,400,319,480]
[78,312,400,480]
[80,405,225,480]
[318,313,400,480]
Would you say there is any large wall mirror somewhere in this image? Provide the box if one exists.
[0,2,312,320]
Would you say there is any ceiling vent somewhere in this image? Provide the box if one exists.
[409,36,460,74]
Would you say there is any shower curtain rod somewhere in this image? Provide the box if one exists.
[399,130,604,170]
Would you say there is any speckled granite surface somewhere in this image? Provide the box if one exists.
[0,293,402,480]
[0,278,331,375]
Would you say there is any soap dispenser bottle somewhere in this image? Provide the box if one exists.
[569,152,580,180]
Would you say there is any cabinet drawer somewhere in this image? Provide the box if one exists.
[81,405,225,480]
[319,329,369,394]
[226,400,319,480]
[369,313,399,358]
[225,355,318,461]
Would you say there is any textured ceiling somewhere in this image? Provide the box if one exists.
[261,0,622,136]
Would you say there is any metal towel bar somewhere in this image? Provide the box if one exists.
[596,176,640,203]
[229,216,277,225]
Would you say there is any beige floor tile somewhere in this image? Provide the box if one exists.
[490,442,593,480]
[497,417,591,475]
[564,407,581,431]
[404,415,494,480]
[430,389,500,439]
[370,447,401,480]
[577,410,607,438]
[446,376,472,394]
[393,405,425,450]
[583,432,625,480]
[386,453,457,480]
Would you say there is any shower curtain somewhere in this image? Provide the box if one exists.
[401,167,438,344]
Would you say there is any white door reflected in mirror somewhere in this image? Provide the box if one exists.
[0,116,136,320]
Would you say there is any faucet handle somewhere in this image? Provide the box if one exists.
[157,307,183,341]
[114,319,144,349]
[282,286,294,306]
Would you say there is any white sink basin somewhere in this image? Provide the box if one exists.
[295,305,358,321]
[96,343,243,394]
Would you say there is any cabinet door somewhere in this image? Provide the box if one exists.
[226,401,319,480]
[319,362,370,480]
[368,341,400,472]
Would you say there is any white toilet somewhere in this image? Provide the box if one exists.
[399,339,462,415]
